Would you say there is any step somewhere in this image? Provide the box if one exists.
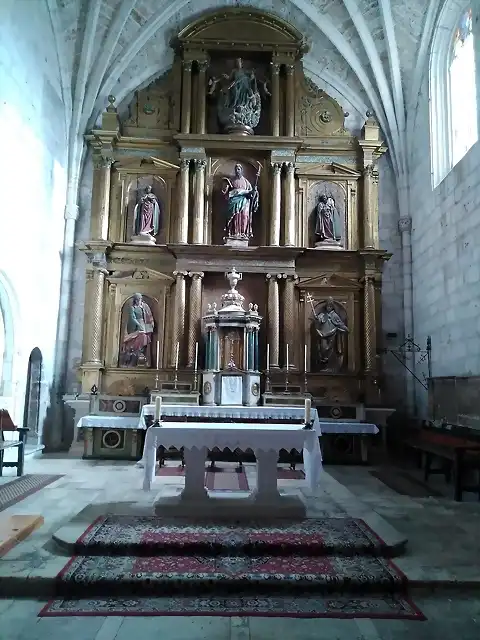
[0,514,44,557]
[53,514,407,557]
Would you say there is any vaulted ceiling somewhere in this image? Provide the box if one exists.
[47,0,443,183]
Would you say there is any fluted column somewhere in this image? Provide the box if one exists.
[187,271,204,367]
[84,256,108,364]
[284,162,296,246]
[363,275,375,372]
[266,273,280,368]
[181,60,193,134]
[192,160,206,244]
[197,61,208,134]
[363,165,375,249]
[90,154,113,240]
[283,274,298,368]
[177,159,190,243]
[269,162,281,246]
[285,64,295,137]
[270,62,280,136]
[171,271,187,367]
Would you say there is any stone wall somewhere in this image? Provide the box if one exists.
[409,72,480,415]
[0,0,68,436]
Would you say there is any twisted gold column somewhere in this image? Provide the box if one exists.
[84,262,108,364]
[181,61,193,134]
[192,159,206,244]
[90,154,113,240]
[285,64,295,137]
[266,273,280,368]
[177,159,190,243]
[187,272,204,367]
[270,62,280,136]
[363,275,375,371]
[284,162,296,246]
[269,162,281,246]
[283,274,298,368]
[171,271,187,367]
[363,165,375,249]
[197,61,208,134]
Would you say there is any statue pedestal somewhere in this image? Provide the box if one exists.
[224,238,249,248]
[202,371,260,406]
[314,239,342,250]
[130,233,157,245]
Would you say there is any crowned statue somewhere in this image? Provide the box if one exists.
[314,193,341,248]
[131,185,161,245]
[209,58,263,135]
[222,163,260,245]
[119,293,155,367]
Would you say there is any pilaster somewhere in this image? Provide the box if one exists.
[171,271,188,367]
[177,159,191,243]
[285,64,295,137]
[266,273,281,368]
[181,61,193,134]
[187,271,204,367]
[270,62,280,136]
[283,273,298,368]
[269,162,282,246]
[193,159,207,244]
[284,162,296,246]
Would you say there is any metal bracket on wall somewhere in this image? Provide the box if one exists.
[378,336,432,390]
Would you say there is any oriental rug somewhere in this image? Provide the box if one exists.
[39,592,425,619]
[0,475,63,513]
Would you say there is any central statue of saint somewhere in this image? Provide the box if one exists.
[222,163,259,242]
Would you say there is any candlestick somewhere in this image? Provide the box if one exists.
[286,344,289,370]
[194,342,198,372]
[305,397,311,424]
[154,395,162,422]
[266,344,270,372]
[156,339,160,370]
[304,344,307,372]
[175,342,179,370]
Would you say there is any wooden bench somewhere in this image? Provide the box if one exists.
[404,427,480,501]
[0,410,28,477]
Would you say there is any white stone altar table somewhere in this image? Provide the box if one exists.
[143,421,322,519]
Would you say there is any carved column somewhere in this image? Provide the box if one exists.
[362,165,376,249]
[363,275,376,372]
[84,254,108,365]
[177,159,190,243]
[187,272,204,367]
[181,60,193,134]
[171,271,187,367]
[90,154,113,240]
[283,274,298,368]
[284,162,296,246]
[285,64,295,137]
[192,160,206,244]
[269,162,281,246]
[266,274,280,368]
[270,62,280,136]
[197,61,208,134]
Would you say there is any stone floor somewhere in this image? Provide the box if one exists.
[0,449,480,639]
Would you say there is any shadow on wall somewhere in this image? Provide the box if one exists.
[41,385,74,453]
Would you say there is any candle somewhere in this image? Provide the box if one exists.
[304,344,307,372]
[156,340,160,370]
[286,344,289,370]
[194,342,198,373]
[305,397,311,424]
[154,395,162,421]
[266,344,270,372]
[175,342,179,370]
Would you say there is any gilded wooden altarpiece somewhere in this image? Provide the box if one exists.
[79,7,389,407]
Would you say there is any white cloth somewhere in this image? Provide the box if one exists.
[143,422,323,492]
[77,416,139,430]
[140,404,320,430]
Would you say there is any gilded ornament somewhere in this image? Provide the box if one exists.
[203,381,212,395]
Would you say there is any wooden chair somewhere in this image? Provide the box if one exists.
[0,410,29,477]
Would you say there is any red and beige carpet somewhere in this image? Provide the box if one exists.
[0,474,62,512]
[42,516,424,620]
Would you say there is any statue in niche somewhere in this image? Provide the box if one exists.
[314,194,341,247]
[119,293,155,367]
[132,186,161,245]
[309,295,348,372]
[222,163,259,244]
[209,58,262,135]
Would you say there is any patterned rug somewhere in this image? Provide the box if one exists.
[39,593,425,619]
[71,516,390,556]
[0,475,62,512]
[277,467,305,480]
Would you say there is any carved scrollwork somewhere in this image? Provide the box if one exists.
[296,75,345,137]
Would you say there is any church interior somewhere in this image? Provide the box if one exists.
[0,1,480,639]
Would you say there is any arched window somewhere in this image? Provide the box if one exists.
[430,5,478,186]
